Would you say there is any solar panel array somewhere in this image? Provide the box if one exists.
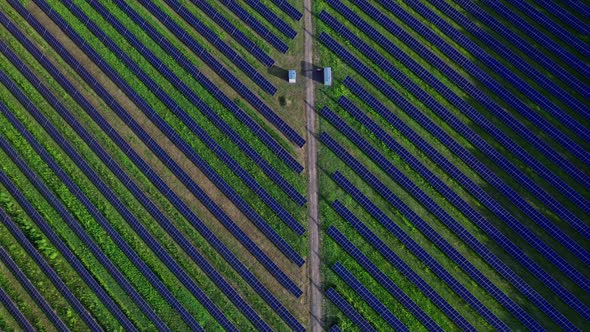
[46,0,303,258]
[189,0,275,66]
[379,0,590,145]
[268,0,302,20]
[560,0,590,20]
[319,30,590,239]
[336,96,590,269]
[320,132,575,330]
[321,105,590,301]
[220,0,289,53]
[0,123,168,332]
[161,0,277,93]
[80,0,305,232]
[531,0,590,34]
[0,148,137,331]
[109,0,305,148]
[427,0,590,112]
[331,188,505,331]
[245,0,297,38]
[104,1,305,189]
[328,325,341,332]
[320,27,590,223]
[481,0,590,68]
[325,288,376,332]
[5,6,305,329]
[0,284,35,331]
[332,262,411,332]
[0,205,102,331]
[0,247,69,331]
[0,70,209,331]
[325,0,590,189]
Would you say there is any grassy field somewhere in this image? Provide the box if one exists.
[316,0,589,330]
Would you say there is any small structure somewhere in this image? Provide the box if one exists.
[323,67,332,86]
[288,70,296,83]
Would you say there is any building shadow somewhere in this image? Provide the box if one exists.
[301,60,324,83]
[267,65,289,80]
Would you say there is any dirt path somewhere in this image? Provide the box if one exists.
[303,0,322,330]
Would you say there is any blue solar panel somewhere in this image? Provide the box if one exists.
[161,0,277,92]
[107,0,304,180]
[319,27,590,223]
[531,0,590,34]
[188,0,275,66]
[376,0,590,146]
[319,31,590,240]
[324,0,590,190]
[425,0,590,114]
[325,288,376,332]
[0,284,35,331]
[332,262,413,331]
[4,5,304,329]
[328,325,341,332]
[267,0,302,20]
[561,0,590,18]
[481,0,590,67]
[0,247,69,331]
[115,0,305,147]
[245,0,297,38]
[81,0,305,231]
[320,131,575,330]
[0,154,138,331]
[0,121,168,331]
[331,198,505,330]
[335,96,590,275]
[0,206,102,331]
[220,0,289,53]
[321,104,590,301]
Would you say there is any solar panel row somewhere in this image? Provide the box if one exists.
[561,0,590,18]
[81,0,305,234]
[189,0,275,66]
[0,205,102,331]
[320,31,590,239]
[531,0,590,34]
[336,96,590,269]
[0,126,169,332]
[331,191,505,331]
[0,284,35,331]
[106,1,305,194]
[325,287,376,332]
[428,0,590,111]
[322,106,590,318]
[1,20,304,330]
[503,0,589,57]
[0,152,138,331]
[332,262,410,332]
[320,102,590,297]
[267,0,303,20]
[321,132,571,330]
[4,6,304,328]
[114,0,304,147]
[343,74,590,241]
[0,247,69,331]
[245,0,297,38]
[322,3,590,200]
[161,0,277,93]
[37,0,305,259]
[328,325,341,332]
[481,0,590,68]
[0,72,209,331]
[220,0,288,53]
[388,0,590,144]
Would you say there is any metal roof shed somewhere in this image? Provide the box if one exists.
[324,67,332,86]
[288,70,296,83]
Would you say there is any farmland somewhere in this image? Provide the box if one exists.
[0,0,588,331]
